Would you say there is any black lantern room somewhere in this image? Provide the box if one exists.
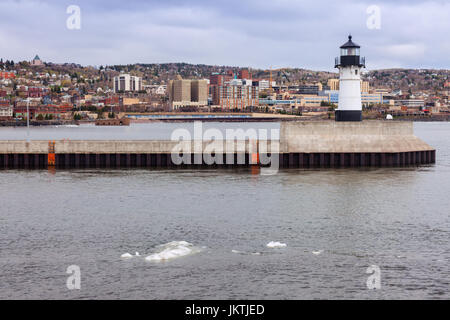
[335,35,365,68]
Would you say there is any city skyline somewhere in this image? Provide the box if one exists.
[0,0,449,71]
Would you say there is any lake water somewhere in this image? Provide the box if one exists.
[0,122,449,299]
[0,122,280,140]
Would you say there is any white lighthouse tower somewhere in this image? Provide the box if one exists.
[335,35,365,121]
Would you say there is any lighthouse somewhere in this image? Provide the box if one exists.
[334,35,365,121]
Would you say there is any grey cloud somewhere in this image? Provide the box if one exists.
[0,0,448,70]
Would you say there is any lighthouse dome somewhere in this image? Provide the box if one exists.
[340,35,360,49]
[340,35,360,56]
[335,35,365,68]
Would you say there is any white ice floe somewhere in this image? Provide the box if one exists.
[145,241,202,262]
[135,252,140,257]
[312,250,324,255]
[266,241,287,248]
[120,253,133,259]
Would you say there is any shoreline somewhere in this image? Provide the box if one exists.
[0,114,450,127]
[1,116,450,126]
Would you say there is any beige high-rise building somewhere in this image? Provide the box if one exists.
[191,80,208,104]
[328,78,369,93]
[169,80,191,103]
[169,79,208,109]
[328,79,340,91]
[113,74,142,93]
[360,80,370,93]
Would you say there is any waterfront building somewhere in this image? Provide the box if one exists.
[169,79,191,103]
[361,93,383,106]
[360,80,370,93]
[298,83,322,95]
[211,81,259,110]
[320,90,339,104]
[191,80,208,105]
[395,99,425,108]
[327,79,339,91]
[121,98,140,106]
[168,79,208,109]
[210,73,232,86]
[327,78,369,93]
[113,74,142,93]
[0,105,13,120]
[257,80,276,91]
[298,94,329,107]
[321,90,383,106]
[334,35,365,121]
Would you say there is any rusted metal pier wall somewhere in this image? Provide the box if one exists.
[0,151,436,169]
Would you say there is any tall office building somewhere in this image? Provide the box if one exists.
[360,80,370,93]
[239,69,251,80]
[327,78,369,93]
[210,73,232,86]
[328,79,340,91]
[169,80,191,103]
[113,74,142,93]
[298,83,322,95]
[191,80,208,105]
[168,79,208,109]
[211,81,259,109]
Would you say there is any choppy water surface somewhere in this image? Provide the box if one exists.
[0,122,449,299]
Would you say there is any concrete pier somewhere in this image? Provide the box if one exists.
[0,121,435,169]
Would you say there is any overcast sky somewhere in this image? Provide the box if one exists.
[0,0,449,71]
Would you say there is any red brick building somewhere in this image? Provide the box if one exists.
[210,72,259,109]
[0,71,15,79]
[210,74,232,86]
[14,104,72,119]
[239,69,251,80]
[28,87,49,98]
[211,81,259,110]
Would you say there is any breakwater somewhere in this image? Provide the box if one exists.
[0,121,435,169]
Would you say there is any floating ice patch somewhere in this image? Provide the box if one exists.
[145,241,202,262]
[120,253,133,259]
[312,250,324,255]
[266,241,287,248]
